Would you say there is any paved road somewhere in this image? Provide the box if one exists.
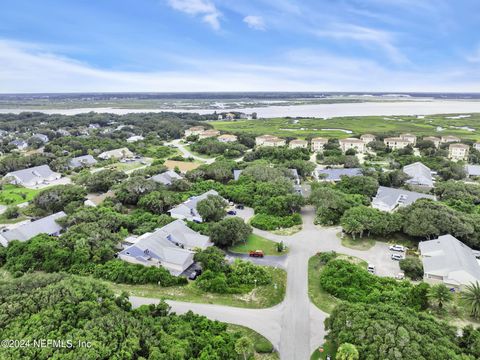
[167,139,216,164]
[130,206,400,359]
[226,251,287,269]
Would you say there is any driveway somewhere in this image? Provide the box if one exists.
[130,205,400,360]
[226,251,287,269]
[166,139,216,164]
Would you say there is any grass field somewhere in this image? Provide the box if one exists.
[310,342,337,360]
[228,324,279,359]
[0,184,38,205]
[339,234,376,250]
[106,266,286,309]
[308,253,367,313]
[210,113,480,140]
[164,159,202,172]
[229,234,288,256]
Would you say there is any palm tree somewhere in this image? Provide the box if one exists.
[462,281,480,319]
[428,284,453,309]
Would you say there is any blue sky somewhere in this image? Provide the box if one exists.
[1,0,480,92]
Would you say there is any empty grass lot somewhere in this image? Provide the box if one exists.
[229,234,288,256]
[0,184,38,205]
[227,324,279,359]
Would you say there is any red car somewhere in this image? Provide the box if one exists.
[249,250,264,258]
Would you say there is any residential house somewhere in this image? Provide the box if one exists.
[4,165,61,188]
[57,129,71,137]
[383,137,411,150]
[371,186,435,212]
[198,130,220,139]
[441,135,461,143]
[225,113,235,120]
[423,136,441,148]
[311,137,328,152]
[69,155,98,169]
[118,220,211,276]
[184,126,205,137]
[31,133,49,143]
[314,167,363,181]
[217,134,238,143]
[0,211,66,247]
[255,135,286,147]
[168,190,224,222]
[419,234,480,290]
[151,170,183,186]
[338,138,365,153]
[448,143,469,161]
[89,123,101,129]
[400,133,417,145]
[9,139,28,151]
[289,139,308,149]
[127,135,144,143]
[474,143,480,151]
[360,134,376,144]
[465,165,480,177]
[403,162,434,188]
[98,147,134,160]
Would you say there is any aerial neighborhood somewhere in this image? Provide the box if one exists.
[1,111,480,360]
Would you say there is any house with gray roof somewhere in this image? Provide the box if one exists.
[419,234,480,290]
[118,219,210,275]
[465,165,480,177]
[4,165,61,188]
[31,133,49,143]
[403,162,434,188]
[69,155,98,169]
[168,190,223,223]
[371,186,435,212]
[0,211,66,247]
[314,167,363,182]
[98,147,134,160]
[10,139,28,150]
[151,170,183,186]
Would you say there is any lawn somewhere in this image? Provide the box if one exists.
[211,113,480,141]
[0,184,39,205]
[229,234,288,256]
[106,266,286,309]
[308,253,367,313]
[228,324,279,359]
[340,233,375,251]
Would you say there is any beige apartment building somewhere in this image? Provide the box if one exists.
[423,136,441,148]
[338,138,366,153]
[360,134,376,144]
[383,137,411,150]
[311,137,328,152]
[441,135,461,143]
[289,139,308,149]
[255,135,286,147]
[448,143,469,161]
[217,134,238,142]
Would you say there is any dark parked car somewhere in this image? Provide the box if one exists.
[235,204,245,209]
[227,210,237,215]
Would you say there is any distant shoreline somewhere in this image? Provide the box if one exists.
[2,99,480,118]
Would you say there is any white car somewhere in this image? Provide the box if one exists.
[389,244,406,252]
[367,264,376,274]
[395,272,405,280]
[391,253,404,261]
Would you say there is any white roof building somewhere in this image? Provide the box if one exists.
[0,211,66,247]
[4,165,61,188]
[127,135,144,143]
[151,170,183,186]
[98,147,134,160]
[371,186,435,212]
[118,219,211,275]
[168,190,224,223]
[419,234,480,289]
[403,162,434,188]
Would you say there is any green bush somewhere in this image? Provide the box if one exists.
[250,213,302,230]
[254,338,274,353]
[399,257,424,280]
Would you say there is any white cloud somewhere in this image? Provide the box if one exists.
[243,15,266,30]
[0,39,479,93]
[315,24,408,64]
[167,0,221,30]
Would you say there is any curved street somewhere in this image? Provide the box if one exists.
[130,206,400,360]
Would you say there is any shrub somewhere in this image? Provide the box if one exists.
[250,213,302,230]
[318,251,337,265]
[3,205,19,219]
[400,257,424,280]
[254,338,274,353]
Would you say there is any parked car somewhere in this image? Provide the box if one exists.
[188,269,202,280]
[367,264,376,274]
[235,204,245,209]
[391,253,404,261]
[389,244,406,252]
[249,250,264,258]
[395,272,405,280]
[227,210,237,215]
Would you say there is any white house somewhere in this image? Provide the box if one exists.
[289,139,308,149]
[69,155,98,169]
[4,165,61,188]
[217,134,238,143]
[419,234,480,290]
[255,135,286,147]
[0,211,66,247]
[168,190,224,222]
[448,143,469,161]
[184,126,205,137]
[403,162,434,188]
[98,147,134,160]
[384,137,411,150]
[400,133,417,145]
[441,135,461,143]
[151,170,183,186]
[118,220,211,275]
[127,135,144,143]
[360,134,376,144]
[311,137,328,152]
[338,138,365,153]
[198,130,220,139]
[371,186,435,212]
[473,143,480,151]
